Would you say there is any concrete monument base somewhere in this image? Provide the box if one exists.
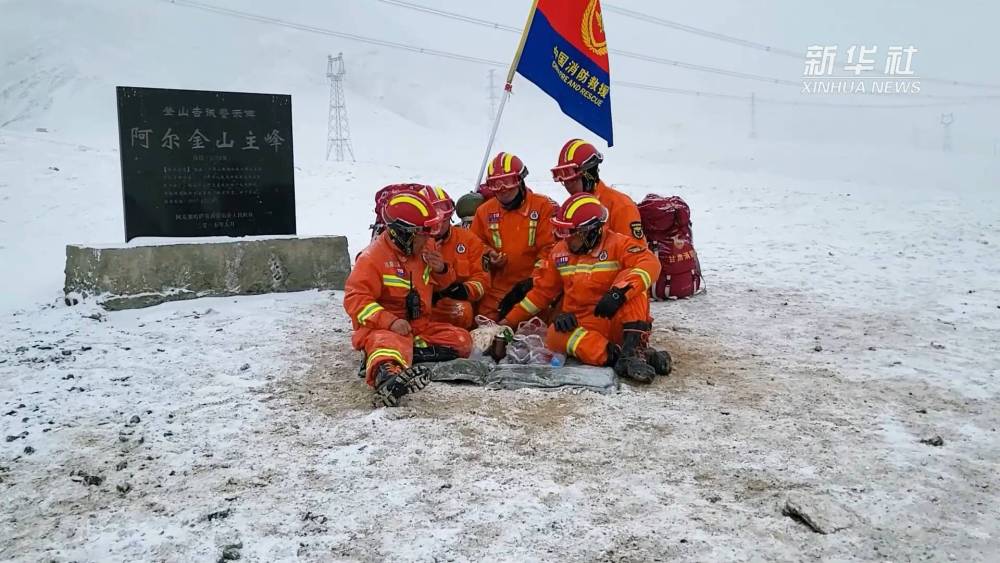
[64,236,351,310]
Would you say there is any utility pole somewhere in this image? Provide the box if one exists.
[749,92,757,139]
[488,69,499,120]
[940,113,954,153]
[326,53,355,162]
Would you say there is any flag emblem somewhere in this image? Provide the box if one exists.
[515,0,614,146]
[581,0,607,56]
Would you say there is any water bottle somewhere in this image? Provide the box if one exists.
[550,353,565,367]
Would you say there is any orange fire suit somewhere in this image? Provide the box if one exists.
[344,233,473,386]
[502,230,661,367]
[593,180,646,244]
[470,187,559,320]
[431,226,490,329]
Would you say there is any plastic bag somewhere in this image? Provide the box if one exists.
[470,315,505,353]
[515,317,547,339]
[470,315,514,361]
[501,319,555,365]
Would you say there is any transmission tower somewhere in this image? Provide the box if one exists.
[940,113,954,153]
[488,69,499,120]
[326,53,355,162]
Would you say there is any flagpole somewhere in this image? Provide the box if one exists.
[473,0,540,189]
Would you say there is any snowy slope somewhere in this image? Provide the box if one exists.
[2,0,998,312]
[2,166,997,560]
[1,0,999,560]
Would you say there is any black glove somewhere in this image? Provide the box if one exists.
[553,312,578,333]
[594,285,630,318]
[405,287,422,321]
[440,282,470,301]
[431,291,443,306]
[497,278,534,319]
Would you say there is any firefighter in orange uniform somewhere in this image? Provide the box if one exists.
[551,139,647,244]
[500,193,671,382]
[418,185,490,329]
[470,152,559,321]
[344,190,473,406]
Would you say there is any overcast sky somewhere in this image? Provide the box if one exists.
[2,0,997,159]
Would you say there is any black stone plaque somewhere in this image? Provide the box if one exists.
[116,86,295,241]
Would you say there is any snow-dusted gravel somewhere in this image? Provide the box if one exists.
[3,143,997,560]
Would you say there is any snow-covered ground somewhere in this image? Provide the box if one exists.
[2,0,1000,560]
[3,130,997,560]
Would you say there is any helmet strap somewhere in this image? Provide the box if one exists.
[570,224,604,255]
[583,224,603,254]
[388,226,414,255]
[500,183,526,211]
[582,169,599,192]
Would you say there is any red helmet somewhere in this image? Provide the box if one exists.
[418,185,455,235]
[482,152,528,193]
[551,193,608,239]
[381,190,443,254]
[551,139,603,183]
[371,183,427,238]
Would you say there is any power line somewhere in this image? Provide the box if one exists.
[602,3,1000,91]
[385,0,1000,92]
[618,81,999,109]
[378,0,798,86]
[168,0,774,89]
[921,77,1000,90]
[603,3,800,58]
[380,0,1000,93]
[757,96,997,109]
[165,0,505,67]
[379,0,519,32]
[614,81,747,102]
[611,49,798,86]
[378,0,1000,92]
[160,0,998,110]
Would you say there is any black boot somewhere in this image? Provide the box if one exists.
[373,362,431,407]
[357,354,367,379]
[604,342,621,368]
[613,322,656,383]
[646,348,672,376]
[412,345,459,364]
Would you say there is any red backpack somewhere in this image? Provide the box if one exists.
[638,194,703,299]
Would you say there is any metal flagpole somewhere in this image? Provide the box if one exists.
[473,0,540,189]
